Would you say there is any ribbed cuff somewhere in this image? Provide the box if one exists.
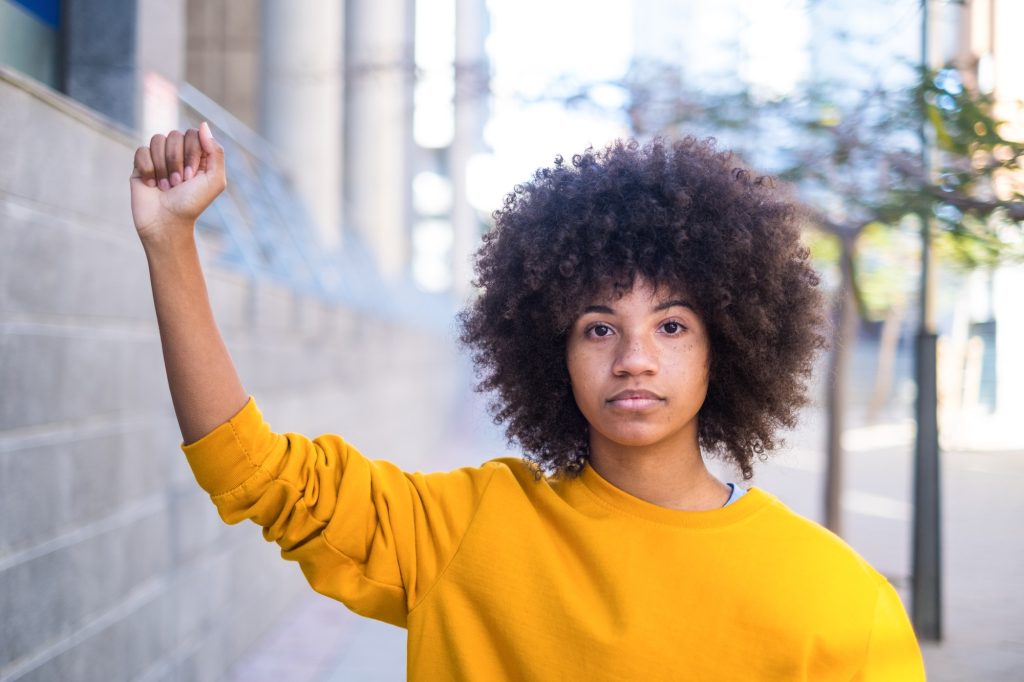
[180,397,273,495]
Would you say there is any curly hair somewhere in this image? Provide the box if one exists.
[458,137,825,480]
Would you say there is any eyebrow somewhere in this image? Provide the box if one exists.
[582,299,694,315]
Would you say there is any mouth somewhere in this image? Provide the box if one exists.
[607,389,665,411]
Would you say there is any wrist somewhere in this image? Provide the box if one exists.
[139,220,198,256]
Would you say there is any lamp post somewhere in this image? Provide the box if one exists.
[911,0,943,642]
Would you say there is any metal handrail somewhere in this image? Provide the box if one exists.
[175,82,457,331]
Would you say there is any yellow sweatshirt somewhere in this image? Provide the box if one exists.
[183,398,926,681]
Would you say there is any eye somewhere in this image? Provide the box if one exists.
[661,321,685,335]
[587,323,614,338]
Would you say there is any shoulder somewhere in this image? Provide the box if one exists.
[734,490,906,652]
[746,491,923,676]
[746,488,889,592]
[443,456,567,505]
[412,456,539,499]
[473,456,542,482]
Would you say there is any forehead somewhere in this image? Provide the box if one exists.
[584,276,690,308]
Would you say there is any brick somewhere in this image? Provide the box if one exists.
[0,509,168,668]
[0,83,42,196]
[169,487,226,564]
[0,437,72,554]
[0,81,136,231]
[174,618,234,682]
[0,549,74,667]
[169,550,231,643]
[0,204,71,318]
[0,332,169,430]
[21,590,173,682]
[0,68,510,682]
[0,421,178,555]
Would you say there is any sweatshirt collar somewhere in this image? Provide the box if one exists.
[577,462,772,528]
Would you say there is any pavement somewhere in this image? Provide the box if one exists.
[220,400,1024,681]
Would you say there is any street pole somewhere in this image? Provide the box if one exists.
[911,0,943,642]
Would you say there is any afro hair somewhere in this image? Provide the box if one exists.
[459,137,825,480]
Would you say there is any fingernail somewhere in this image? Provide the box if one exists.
[184,166,194,181]
[146,179,157,188]
[159,178,170,190]
[170,171,182,186]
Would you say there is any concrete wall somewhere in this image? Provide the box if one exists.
[0,68,488,682]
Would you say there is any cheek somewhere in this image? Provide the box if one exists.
[565,342,584,385]
[565,350,598,409]
[565,359,587,402]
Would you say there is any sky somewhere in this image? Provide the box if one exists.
[473,0,813,212]
[410,0,929,290]
[410,0,815,290]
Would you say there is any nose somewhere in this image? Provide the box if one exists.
[612,334,658,376]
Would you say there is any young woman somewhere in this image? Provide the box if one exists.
[130,125,926,680]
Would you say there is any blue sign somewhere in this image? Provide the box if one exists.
[10,0,60,28]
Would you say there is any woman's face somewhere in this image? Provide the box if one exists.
[565,277,710,458]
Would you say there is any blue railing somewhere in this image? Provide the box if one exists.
[176,83,458,331]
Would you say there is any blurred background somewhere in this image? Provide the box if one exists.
[1,0,1022,680]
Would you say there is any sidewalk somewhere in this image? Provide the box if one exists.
[222,596,404,681]
[915,446,1024,680]
[221,412,1024,681]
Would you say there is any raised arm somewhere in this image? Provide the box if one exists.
[130,122,247,443]
[130,123,502,626]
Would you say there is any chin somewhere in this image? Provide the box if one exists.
[596,426,670,450]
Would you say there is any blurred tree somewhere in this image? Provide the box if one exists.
[554,61,1024,534]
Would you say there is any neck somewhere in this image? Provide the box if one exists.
[587,436,731,512]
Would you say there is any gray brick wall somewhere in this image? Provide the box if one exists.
[0,69,498,682]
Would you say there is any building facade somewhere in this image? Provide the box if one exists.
[0,1,493,680]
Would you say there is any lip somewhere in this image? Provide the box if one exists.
[607,389,665,411]
[609,389,663,401]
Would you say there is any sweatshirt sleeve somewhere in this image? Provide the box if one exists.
[853,579,927,681]
[180,397,498,628]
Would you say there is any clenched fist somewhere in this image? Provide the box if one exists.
[130,121,227,247]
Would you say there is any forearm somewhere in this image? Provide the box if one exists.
[144,228,247,443]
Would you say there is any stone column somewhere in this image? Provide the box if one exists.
[63,0,186,130]
[345,0,416,280]
[260,0,344,250]
[450,0,489,297]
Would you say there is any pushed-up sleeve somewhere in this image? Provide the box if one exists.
[181,397,498,628]
[853,579,927,681]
